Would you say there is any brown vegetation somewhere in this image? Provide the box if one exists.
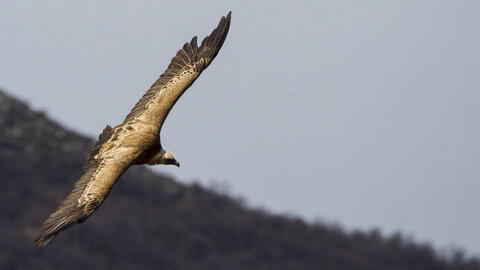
[0,89,478,269]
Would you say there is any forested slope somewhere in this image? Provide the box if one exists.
[0,90,478,270]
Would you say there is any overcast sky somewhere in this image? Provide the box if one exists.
[1,0,479,255]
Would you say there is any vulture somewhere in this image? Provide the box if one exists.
[35,11,231,248]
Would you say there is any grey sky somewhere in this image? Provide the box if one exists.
[1,0,479,255]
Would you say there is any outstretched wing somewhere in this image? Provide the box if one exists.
[122,11,231,130]
[35,125,145,248]
[35,11,231,248]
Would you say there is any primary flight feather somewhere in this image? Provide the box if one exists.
[35,11,231,248]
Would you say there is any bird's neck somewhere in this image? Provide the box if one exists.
[146,149,166,165]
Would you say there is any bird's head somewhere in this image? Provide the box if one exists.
[160,151,180,167]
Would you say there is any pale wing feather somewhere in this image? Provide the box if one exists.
[35,125,150,248]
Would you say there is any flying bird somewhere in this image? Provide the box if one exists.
[35,12,231,248]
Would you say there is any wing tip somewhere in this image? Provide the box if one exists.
[34,219,67,248]
[34,216,77,248]
[34,202,87,248]
[196,11,231,68]
[34,234,55,249]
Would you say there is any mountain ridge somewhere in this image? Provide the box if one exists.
[0,89,478,269]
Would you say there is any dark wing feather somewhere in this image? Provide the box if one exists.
[122,11,231,128]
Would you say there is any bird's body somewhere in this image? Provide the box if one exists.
[35,12,231,248]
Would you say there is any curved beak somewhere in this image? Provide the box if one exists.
[174,160,180,167]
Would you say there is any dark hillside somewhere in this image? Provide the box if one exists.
[0,89,478,269]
